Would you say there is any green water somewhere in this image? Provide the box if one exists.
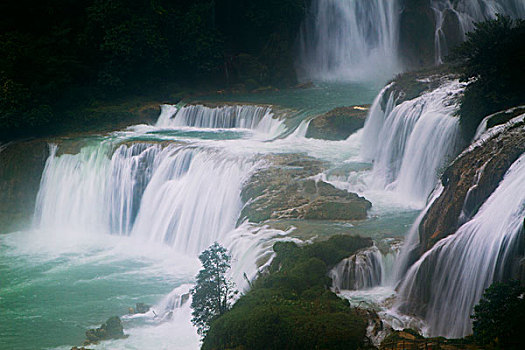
[0,82,420,350]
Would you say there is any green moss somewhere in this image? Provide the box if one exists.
[203,235,373,349]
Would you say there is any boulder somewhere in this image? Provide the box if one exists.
[135,303,150,314]
[240,154,371,223]
[305,105,370,140]
[84,316,126,345]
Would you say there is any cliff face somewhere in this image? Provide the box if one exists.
[399,0,437,68]
[418,114,525,254]
[0,140,49,233]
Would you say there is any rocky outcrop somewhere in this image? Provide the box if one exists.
[240,154,371,223]
[128,302,151,315]
[0,140,49,233]
[399,0,436,68]
[305,105,369,140]
[84,316,127,345]
[380,329,480,349]
[384,65,457,107]
[418,114,525,254]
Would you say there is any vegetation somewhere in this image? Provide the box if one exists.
[471,280,525,349]
[450,15,525,139]
[191,242,237,338]
[0,0,309,140]
[202,235,373,350]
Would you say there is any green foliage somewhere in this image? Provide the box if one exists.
[191,242,237,338]
[202,235,373,350]
[451,15,525,139]
[0,0,308,140]
[471,280,525,349]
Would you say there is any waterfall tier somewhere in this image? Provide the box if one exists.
[155,104,285,136]
[331,244,399,291]
[395,152,525,338]
[35,143,259,255]
[360,79,464,205]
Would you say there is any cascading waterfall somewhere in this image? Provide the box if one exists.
[298,0,401,81]
[35,142,259,255]
[432,0,525,62]
[360,80,464,205]
[391,184,444,283]
[395,153,525,338]
[330,244,399,291]
[298,0,524,81]
[155,104,285,136]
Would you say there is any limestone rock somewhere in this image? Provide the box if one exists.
[305,105,369,140]
[240,154,371,223]
[418,114,525,254]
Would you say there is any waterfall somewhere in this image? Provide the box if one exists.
[432,0,525,61]
[391,184,444,283]
[155,104,285,136]
[298,0,524,81]
[35,142,260,255]
[331,244,399,291]
[360,79,464,205]
[395,153,525,338]
[298,0,401,81]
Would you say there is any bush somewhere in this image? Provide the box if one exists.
[202,235,373,349]
[471,280,525,349]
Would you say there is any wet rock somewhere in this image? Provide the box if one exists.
[399,0,436,68]
[440,8,463,56]
[240,154,371,223]
[135,302,151,314]
[84,316,127,345]
[0,140,49,233]
[305,105,370,140]
[380,329,479,349]
[418,114,525,254]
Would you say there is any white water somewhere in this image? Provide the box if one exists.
[330,244,399,291]
[298,0,401,81]
[395,153,525,338]
[155,104,286,137]
[299,0,524,81]
[360,79,464,206]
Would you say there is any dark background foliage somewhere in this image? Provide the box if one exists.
[450,15,525,139]
[0,0,309,140]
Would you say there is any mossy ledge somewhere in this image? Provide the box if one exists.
[202,235,374,350]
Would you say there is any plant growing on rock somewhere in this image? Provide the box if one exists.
[191,242,237,338]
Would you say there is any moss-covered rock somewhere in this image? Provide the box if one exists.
[240,154,371,223]
[203,235,374,350]
[305,105,370,140]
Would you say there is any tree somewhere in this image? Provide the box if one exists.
[191,242,237,337]
[450,15,525,139]
[471,280,525,349]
